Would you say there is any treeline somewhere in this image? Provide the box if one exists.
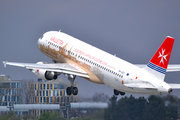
[0,94,179,120]
[0,111,36,120]
[104,95,179,120]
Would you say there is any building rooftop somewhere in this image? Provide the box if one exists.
[0,74,11,81]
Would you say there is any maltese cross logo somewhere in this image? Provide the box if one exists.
[158,48,168,64]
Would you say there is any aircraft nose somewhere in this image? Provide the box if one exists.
[37,38,41,49]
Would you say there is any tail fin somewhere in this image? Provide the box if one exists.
[144,36,175,81]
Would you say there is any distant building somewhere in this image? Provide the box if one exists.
[29,79,78,118]
[0,75,79,118]
[0,74,22,106]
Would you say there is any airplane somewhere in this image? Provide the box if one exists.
[3,31,180,96]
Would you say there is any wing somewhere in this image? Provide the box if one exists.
[168,84,180,89]
[3,61,89,78]
[124,83,157,90]
[135,64,180,72]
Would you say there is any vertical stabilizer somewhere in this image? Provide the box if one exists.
[144,36,175,81]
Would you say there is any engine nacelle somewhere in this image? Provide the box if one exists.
[33,69,57,80]
[45,71,58,80]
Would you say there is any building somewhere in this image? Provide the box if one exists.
[30,79,78,105]
[0,74,22,106]
[29,79,78,118]
[0,75,79,118]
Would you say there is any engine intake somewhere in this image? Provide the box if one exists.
[45,71,57,80]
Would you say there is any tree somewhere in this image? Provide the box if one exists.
[143,95,166,120]
[74,110,104,120]
[38,111,66,120]
[74,93,109,119]
[0,111,15,120]
[104,95,117,120]
[143,95,178,120]
[111,95,147,120]
[79,92,109,102]
[92,93,109,102]
[22,79,35,104]
[104,95,178,120]
[163,94,179,104]
[22,114,36,120]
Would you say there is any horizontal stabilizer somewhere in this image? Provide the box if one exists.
[124,83,157,90]
[135,64,180,72]
[168,84,180,89]
[165,65,180,72]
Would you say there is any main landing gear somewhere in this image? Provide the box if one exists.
[114,89,125,96]
[66,75,78,95]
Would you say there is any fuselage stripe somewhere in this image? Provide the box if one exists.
[147,62,166,74]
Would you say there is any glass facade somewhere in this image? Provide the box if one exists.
[50,84,52,89]
[0,81,22,106]
[29,81,78,105]
[47,84,49,89]
[53,90,55,96]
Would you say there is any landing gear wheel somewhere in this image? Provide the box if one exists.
[66,87,71,95]
[114,89,119,95]
[120,91,125,96]
[114,89,125,96]
[67,75,78,95]
[73,87,78,95]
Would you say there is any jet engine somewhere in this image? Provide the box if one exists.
[33,69,57,80]
[30,62,58,80]
[45,71,58,80]
[31,62,57,80]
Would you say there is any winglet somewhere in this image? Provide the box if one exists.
[3,61,7,68]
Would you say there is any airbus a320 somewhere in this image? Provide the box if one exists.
[3,31,180,96]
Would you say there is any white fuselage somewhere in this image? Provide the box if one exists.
[37,31,171,95]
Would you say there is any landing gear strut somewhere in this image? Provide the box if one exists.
[66,75,78,95]
[114,89,125,96]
